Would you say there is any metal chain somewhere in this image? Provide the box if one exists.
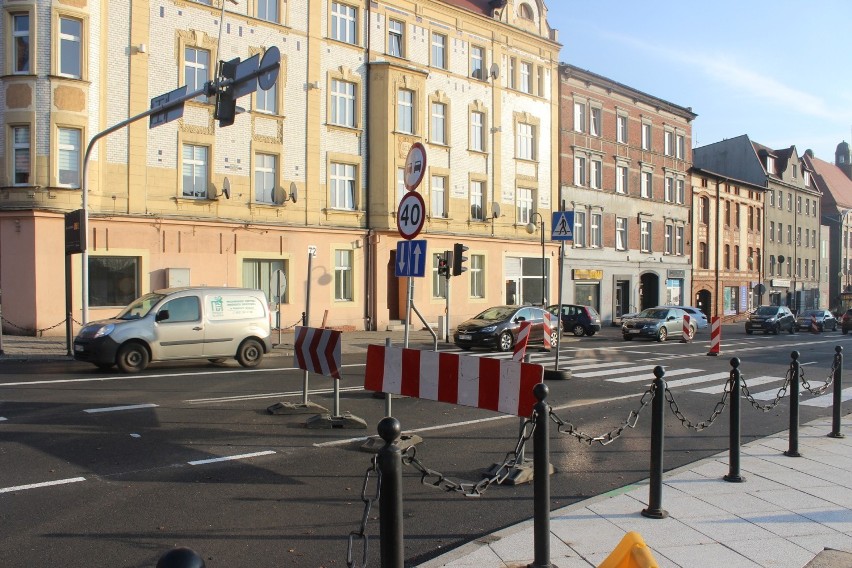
[1,315,71,335]
[277,315,304,331]
[346,455,381,568]
[664,378,730,431]
[800,357,837,396]
[401,414,536,497]
[741,367,792,412]
[549,383,656,445]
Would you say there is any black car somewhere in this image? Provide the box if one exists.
[547,304,601,337]
[842,309,852,335]
[745,305,796,335]
[454,305,558,352]
[795,309,837,332]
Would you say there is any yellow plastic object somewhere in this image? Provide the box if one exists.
[598,532,659,568]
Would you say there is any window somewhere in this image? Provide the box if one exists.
[769,255,776,276]
[185,47,210,102]
[388,19,404,57]
[617,114,628,144]
[700,196,710,224]
[331,79,356,127]
[748,206,754,230]
[641,123,651,150]
[508,57,516,89]
[724,200,730,226]
[805,199,810,216]
[787,193,792,211]
[397,89,414,134]
[734,245,740,270]
[520,62,532,93]
[590,107,601,137]
[676,179,685,204]
[664,131,674,156]
[769,221,775,242]
[58,127,82,187]
[244,258,286,305]
[792,164,798,179]
[664,177,674,202]
[331,2,357,45]
[470,111,484,151]
[12,13,30,73]
[431,175,446,218]
[641,171,652,198]
[160,296,201,323]
[676,134,685,159]
[536,66,544,96]
[519,3,534,19]
[254,153,276,204]
[640,220,651,252]
[574,156,587,186]
[700,242,709,269]
[735,203,740,227]
[431,32,447,69]
[12,126,30,185]
[676,226,684,255]
[590,213,602,248]
[471,45,484,79]
[432,254,447,299]
[573,102,585,133]
[88,257,139,307]
[182,144,208,198]
[330,162,356,210]
[470,181,484,220]
[574,211,586,247]
[616,164,628,194]
[805,258,809,278]
[796,258,801,278]
[797,196,802,214]
[334,250,353,301]
[257,0,279,23]
[59,17,82,78]
[256,72,277,113]
[797,227,802,246]
[470,255,484,298]
[724,244,730,269]
[665,224,673,254]
[766,155,775,175]
[431,102,446,145]
[396,168,406,207]
[517,188,532,225]
[590,159,602,189]
[769,190,775,207]
[616,217,627,250]
[517,123,535,160]
[787,225,792,244]
[804,170,811,187]
[777,190,783,209]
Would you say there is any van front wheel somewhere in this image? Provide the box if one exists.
[116,342,149,373]
[236,339,264,368]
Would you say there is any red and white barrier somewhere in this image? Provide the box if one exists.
[365,345,544,417]
[294,326,342,379]
[513,321,531,362]
[681,314,692,343]
[542,311,552,351]
[707,317,721,356]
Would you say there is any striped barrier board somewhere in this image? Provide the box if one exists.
[707,316,721,356]
[365,345,544,417]
[512,321,531,362]
[681,314,692,343]
[542,311,552,351]
[294,326,342,379]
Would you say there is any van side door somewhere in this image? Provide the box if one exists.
[154,295,205,360]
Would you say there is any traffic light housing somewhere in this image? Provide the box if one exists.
[214,58,240,127]
[438,250,453,277]
[452,243,468,276]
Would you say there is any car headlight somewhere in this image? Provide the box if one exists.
[93,324,115,338]
[766,317,776,322]
[481,325,496,333]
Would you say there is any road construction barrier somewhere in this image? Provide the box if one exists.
[680,314,691,343]
[542,311,552,351]
[294,325,341,379]
[707,316,721,356]
[513,320,531,362]
[598,532,659,568]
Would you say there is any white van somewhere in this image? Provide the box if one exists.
[73,287,272,372]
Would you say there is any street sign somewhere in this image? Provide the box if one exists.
[397,191,425,240]
[404,142,427,191]
[395,240,427,277]
[64,209,86,255]
[233,54,261,99]
[149,85,188,128]
[551,211,575,241]
[257,46,281,91]
[308,245,317,257]
[270,269,287,308]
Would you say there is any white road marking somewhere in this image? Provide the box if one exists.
[188,450,276,466]
[566,361,631,372]
[0,477,86,494]
[186,385,364,404]
[606,368,703,384]
[801,387,852,408]
[664,372,734,389]
[574,364,659,378]
[84,403,158,414]
[0,417,6,422]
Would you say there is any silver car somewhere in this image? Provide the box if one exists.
[622,307,696,342]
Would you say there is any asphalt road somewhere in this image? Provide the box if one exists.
[0,326,849,567]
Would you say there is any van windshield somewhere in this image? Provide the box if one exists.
[116,293,167,320]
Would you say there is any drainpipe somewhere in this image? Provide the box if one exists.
[363,1,373,330]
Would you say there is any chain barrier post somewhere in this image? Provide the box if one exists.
[829,346,844,439]
[724,357,744,482]
[531,383,552,568]
[377,417,403,568]
[156,547,206,568]
[642,366,668,519]
[784,351,802,457]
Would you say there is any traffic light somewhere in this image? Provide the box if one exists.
[452,243,468,276]
[438,250,453,277]
[214,57,240,127]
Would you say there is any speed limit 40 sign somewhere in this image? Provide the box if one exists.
[397,191,425,240]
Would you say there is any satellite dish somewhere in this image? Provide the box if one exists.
[489,63,500,80]
[272,186,286,205]
[778,255,786,264]
[222,177,231,200]
[491,202,501,218]
[288,182,298,203]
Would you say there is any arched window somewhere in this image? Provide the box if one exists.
[518,3,534,20]
[700,196,710,224]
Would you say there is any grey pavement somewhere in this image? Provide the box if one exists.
[4,332,852,567]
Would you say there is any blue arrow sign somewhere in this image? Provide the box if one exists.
[395,239,427,277]
[551,211,574,241]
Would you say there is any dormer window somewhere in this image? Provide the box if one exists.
[766,155,775,175]
[519,3,534,20]
[803,170,811,187]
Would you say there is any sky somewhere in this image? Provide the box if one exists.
[545,0,852,163]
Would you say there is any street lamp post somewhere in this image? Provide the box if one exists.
[526,212,546,306]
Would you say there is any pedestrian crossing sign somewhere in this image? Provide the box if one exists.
[551,211,574,241]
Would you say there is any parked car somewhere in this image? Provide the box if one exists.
[454,305,558,352]
[621,307,696,342]
[842,309,852,335]
[796,309,838,332]
[547,304,601,337]
[668,306,709,332]
[744,305,796,335]
[612,311,639,327]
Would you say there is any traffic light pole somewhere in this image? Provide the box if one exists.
[445,271,451,343]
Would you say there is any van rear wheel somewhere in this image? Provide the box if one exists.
[236,339,264,368]
[116,342,149,373]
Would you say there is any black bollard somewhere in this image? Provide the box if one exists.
[530,383,552,568]
[642,366,668,519]
[377,417,403,568]
[156,547,205,568]
[829,346,844,439]
[724,357,745,482]
[784,351,801,457]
